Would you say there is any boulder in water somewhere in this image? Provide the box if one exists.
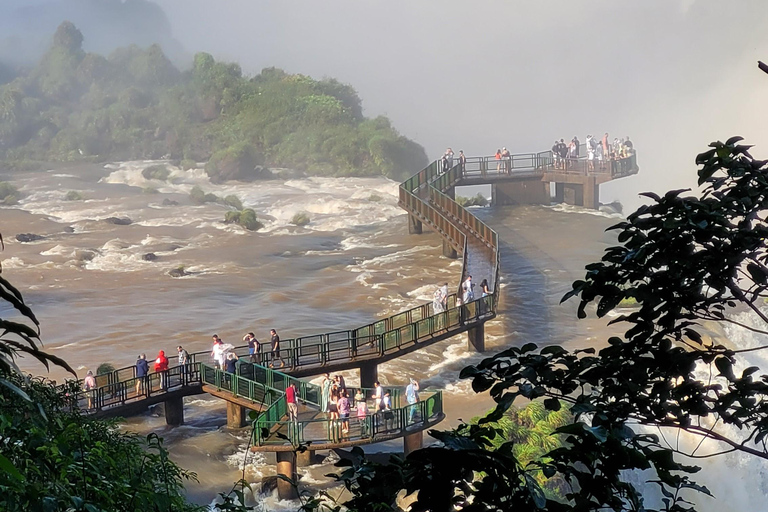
[63,226,75,233]
[168,266,188,278]
[143,253,158,262]
[161,198,179,206]
[104,217,132,225]
[16,233,45,243]
[74,250,96,262]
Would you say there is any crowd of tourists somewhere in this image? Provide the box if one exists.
[432,275,492,312]
[550,133,634,170]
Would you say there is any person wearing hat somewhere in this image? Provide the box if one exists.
[406,378,420,424]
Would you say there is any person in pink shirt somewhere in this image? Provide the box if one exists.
[286,382,298,422]
[338,390,351,434]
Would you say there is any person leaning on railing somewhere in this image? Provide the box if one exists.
[135,353,149,395]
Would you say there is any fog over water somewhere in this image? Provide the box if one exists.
[153,0,768,210]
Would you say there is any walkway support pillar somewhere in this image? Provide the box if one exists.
[296,449,315,467]
[359,362,378,390]
[467,323,485,353]
[227,402,247,428]
[442,239,458,259]
[276,451,299,500]
[164,396,184,426]
[582,176,599,210]
[408,214,422,234]
[404,431,423,456]
[554,183,565,203]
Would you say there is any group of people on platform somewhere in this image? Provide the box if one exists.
[440,147,467,173]
[432,275,492,314]
[551,133,634,171]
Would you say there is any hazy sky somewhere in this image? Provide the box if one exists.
[152,1,768,208]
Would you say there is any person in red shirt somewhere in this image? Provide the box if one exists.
[285,382,298,422]
[155,350,169,390]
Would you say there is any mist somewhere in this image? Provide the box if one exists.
[152,0,768,211]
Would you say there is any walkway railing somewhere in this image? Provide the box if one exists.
[458,151,638,181]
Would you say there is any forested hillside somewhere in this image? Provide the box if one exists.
[0,22,428,180]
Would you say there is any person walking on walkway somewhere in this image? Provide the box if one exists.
[462,275,475,303]
[406,378,420,424]
[382,391,394,431]
[135,354,149,395]
[321,373,332,414]
[244,332,260,364]
[269,329,285,368]
[211,335,225,370]
[286,381,298,422]
[338,390,351,434]
[355,389,368,435]
[372,381,383,414]
[154,350,169,390]
[84,370,96,409]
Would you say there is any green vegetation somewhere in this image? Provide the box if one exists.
[141,164,170,181]
[222,194,243,210]
[180,159,197,170]
[367,193,382,202]
[189,185,219,205]
[142,186,159,194]
[0,181,19,204]
[224,208,263,231]
[456,193,488,207]
[290,211,310,226]
[63,190,82,201]
[0,22,428,179]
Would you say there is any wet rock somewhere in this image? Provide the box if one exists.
[63,226,75,233]
[16,233,45,243]
[161,198,179,206]
[143,253,157,262]
[74,250,96,262]
[104,217,132,225]
[168,266,188,278]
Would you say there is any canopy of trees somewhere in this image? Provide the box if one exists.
[0,22,428,180]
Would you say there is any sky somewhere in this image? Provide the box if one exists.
[5,0,768,210]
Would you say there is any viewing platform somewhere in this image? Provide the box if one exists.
[71,146,637,499]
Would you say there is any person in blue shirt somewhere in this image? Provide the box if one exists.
[406,378,420,424]
[135,354,149,396]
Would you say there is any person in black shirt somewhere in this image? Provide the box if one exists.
[269,329,285,368]
[244,332,261,364]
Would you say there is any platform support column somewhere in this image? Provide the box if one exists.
[359,362,378,390]
[582,176,599,210]
[442,239,458,259]
[276,451,299,500]
[404,431,423,456]
[408,214,422,234]
[467,323,485,353]
[554,183,565,203]
[227,401,247,428]
[165,396,184,426]
[296,449,315,467]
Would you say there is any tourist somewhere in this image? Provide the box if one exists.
[269,329,285,368]
[355,389,369,435]
[338,390,351,433]
[551,140,561,169]
[84,370,96,409]
[624,136,633,152]
[225,352,238,373]
[480,279,491,297]
[573,136,580,158]
[558,139,568,169]
[601,132,610,161]
[458,150,466,173]
[211,335,225,370]
[406,377,420,424]
[494,149,502,173]
[154,350,169,390]
[433,284,446,313]
[462,275,475,303]
[244,332,260,364]
[321,373,332,414]
[501,147,511,173]
[382,390,394,431]
[286,381,298,422]
[329,383,340,422]
[445,147,454,169]
[135,353,148,395]
[177,345,189,366]
[335,374,347,393]
[372,381,383,413]
[440,282,449,311]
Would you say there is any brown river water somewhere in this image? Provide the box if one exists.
[1,161,628,509]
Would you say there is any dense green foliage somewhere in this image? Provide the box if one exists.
[0,22,427,180]
[141,164,170,181]
[224,209,263,231]
[0,181,19,204]
[189,185,219,205]
[456,193,488,208]
[64,190,83,201]
[291,212,311,226]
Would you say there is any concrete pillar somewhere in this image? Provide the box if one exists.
[408,214,422,234]
[404,431,423,456]
[164,396,184,426]
[554,183,565,203]
[359,362,378,389]
[582,176,599,210]
[276,451,299,500]
[467,323,485,353]
[492,180,549,206]
[296,449,315,467]
[562,184,583,206]
[442,239,458,259]
[227,401,247,428]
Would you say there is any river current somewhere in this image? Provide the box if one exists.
[2,161,762,510]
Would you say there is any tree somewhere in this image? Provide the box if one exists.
[326,137,768,512]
